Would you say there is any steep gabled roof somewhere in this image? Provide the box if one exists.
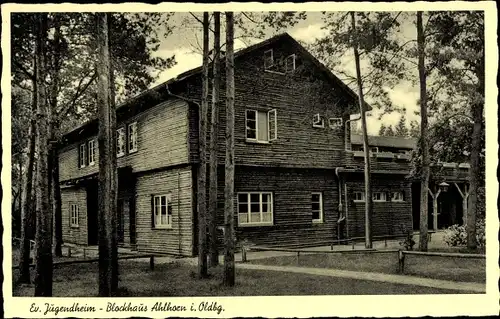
[351,134,417,149]
[61,33,368,145]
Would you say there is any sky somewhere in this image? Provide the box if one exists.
[149,12,420,135]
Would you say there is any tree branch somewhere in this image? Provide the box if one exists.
[12,60,35,81]
[189,12,214,32]
[56,71,97,118]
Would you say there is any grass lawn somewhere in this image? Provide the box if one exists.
[249,251,485,283]
[11,259,468,296]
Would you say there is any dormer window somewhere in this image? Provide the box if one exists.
[264,49,274,70]
[329,117,343,129]
[285,54,296,72]
[313,113,324,128]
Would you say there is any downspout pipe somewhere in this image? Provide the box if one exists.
[335,167,345,241]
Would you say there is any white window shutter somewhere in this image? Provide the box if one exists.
[268,109,277,141]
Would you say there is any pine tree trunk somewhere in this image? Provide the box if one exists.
[208,12,221,267]
[223,11,236,287]
[417,11,430,251]
[18,76,37,284]
[51,147,62,257]
[96,12,118,296]
[107,12,119,292]
[467,54,484,250]
[50,14,63,257]
[197,11,210,278]
[350,12,373,249]
[34,12,53,296]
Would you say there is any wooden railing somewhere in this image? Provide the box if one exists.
[398,250,486,273]
[12,254,157,270]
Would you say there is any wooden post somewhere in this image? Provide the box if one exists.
[398,250,405,273]
[351,240,355,250]
[149,256,155,271]
[454,182,469,226]
[296,251,300,265]
[384,238,387,248]
[241,245,247,263]
[428,187,441,231]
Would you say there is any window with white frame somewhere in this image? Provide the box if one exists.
[153,194,173,228]
[353,191,365,202]
[285,54,296,72]
[79,143,86,168]
[313,113,324,128]
[264,49,274,69]
[246,109,277,142]
[329,117,343,129]
[117,128,125,157]
[391,191,404,202]
[88,139,96,166]
[128,122,138,153]
[237,192,273,226]
[373,192,387,202]
[70,204,79,227]
[311,192,323,223]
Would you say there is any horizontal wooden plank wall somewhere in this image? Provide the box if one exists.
[61,186,88,245]
[345,175,413,238]
[135,166,194,256]
[345,153,412,171]
[211,166,340,247]
[187,37,358,169]
[59,98,190,182]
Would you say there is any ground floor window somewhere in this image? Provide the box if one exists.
[311,192,323,223]
[237,192,273,226]
[153,194,173,228]
[353,191,365,202]
[70,204,79,227]
[373,192,387,202]
[391,191,404,202]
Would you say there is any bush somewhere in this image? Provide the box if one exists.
[398,224,416,251]
[443,219,485,247]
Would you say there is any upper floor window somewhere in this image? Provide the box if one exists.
[88,139,96,166]
[329,117,343,129]
[353,191,365,202]
[70,204,79,227]
[373,192,387,202]
[311,192,323,223]
[117,127,125,157]
[237,192,273,226]
[79,143,87,168]
[153,194,173,228]
[285,54,296,72]
[128,122,138,153]
[264,49,274,70]
[391,191,404,202]
[313,113,324,128]
[246,109,277,143]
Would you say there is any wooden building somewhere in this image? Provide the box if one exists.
[57,33,470,256]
